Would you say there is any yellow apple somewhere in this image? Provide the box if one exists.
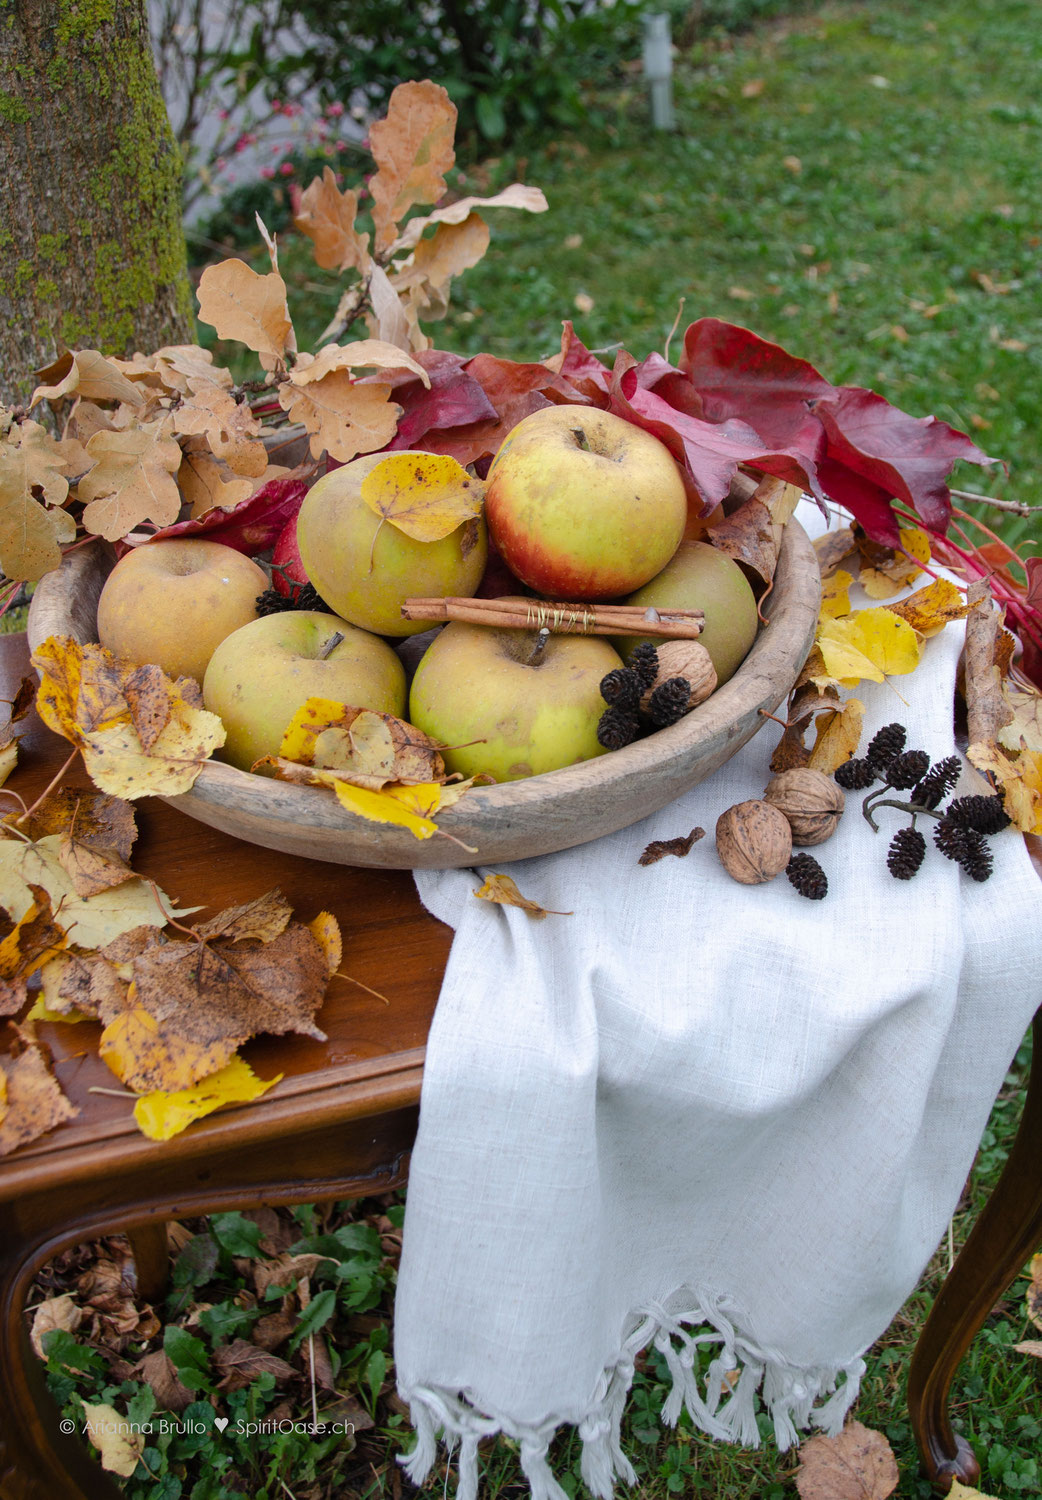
[484,404,687,600]
[616,540,759,685]
[409,614,623,782]
[295,451,488,637]
[202,610,407,771]
[96,538,268,684]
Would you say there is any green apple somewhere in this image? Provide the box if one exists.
[484,404,687,599]
[295,451,488,637]
[409,615,623,783]
[616,541,759,685]
[202,610,406,771]
[96,537,268,685]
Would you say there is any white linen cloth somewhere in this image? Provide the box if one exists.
[394,506,1042,1500]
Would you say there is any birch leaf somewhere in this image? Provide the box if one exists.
[275,697,446,788]
[329,778,442,840]
[360,451,485,542]
[368,80,457,252]
[819,568,854,620]
[816,608,922,686]
[293,167,371,273]
[473,873,572,919]
[77,417,183,541]
[80,1402,145,1477]
[885,577,969,637]
[196,259,294,365]
[31,349,143,410]
[132,1056,283,1141]
[859,526,931,598]
[278,373,401,463]
[0,882,68,979]
[0,1038,78,1157]
[947,1483,1003,1500]
[308,911,342,975]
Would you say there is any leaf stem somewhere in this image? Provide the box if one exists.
[15,746,78,825]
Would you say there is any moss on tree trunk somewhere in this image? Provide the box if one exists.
[0,0,194,405]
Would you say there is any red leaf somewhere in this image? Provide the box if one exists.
[1024,556,1042,611]
[812,386,997,535]
[384,349,499,450]
[149,467,313,554]
[680,318,831,451]
[545,321,612,400]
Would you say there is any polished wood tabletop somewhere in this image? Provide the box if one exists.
[0,629,453,1199]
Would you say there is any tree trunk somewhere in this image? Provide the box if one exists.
[0,0,194,407]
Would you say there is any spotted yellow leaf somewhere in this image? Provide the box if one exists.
[816,608,922,686]
[860,526,931,598]
[885,577,969,638]
[132,1056,283,1141]
[360,451,485,543]
[819,568,854,620]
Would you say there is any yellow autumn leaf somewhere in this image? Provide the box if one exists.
[25,994,90,1024]
[277,697,445,788]
[808,696,865,774]
[968,739,1042,834]
[100,998,237,1094]
[80,1402,145,1478]
[885,577,969,637]
[196,258,294,366]
[0,737,17,787]
[819,568,854,620]
[385,781,444,817]
[330,779,441,840]
[360,451,485,543]
[860,526,931,598]
[132,1056,283,1141]
[473,873,572,919]
[997,684,1042,755]
[816,608,922,686]
[947,1481,1003,1500]
[308,911,342,976]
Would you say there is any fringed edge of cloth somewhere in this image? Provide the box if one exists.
[396,1284,866,1500]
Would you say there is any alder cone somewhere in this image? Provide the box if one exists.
[638,639,718,715]
[763,768,845,846]
[715,799,792,884]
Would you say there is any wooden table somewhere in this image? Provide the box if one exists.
[0,630,1038,1499]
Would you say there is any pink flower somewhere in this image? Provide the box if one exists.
[336,140,347,152]
[325,100,345,118]
[271,99,282,113]
[217,108,230,120]
[260,166,276,180]
[280,161,295,176]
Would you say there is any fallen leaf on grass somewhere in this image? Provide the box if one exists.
[473,873,572,919]
[132,1056,283,1141]
[80,1400,144,1477]
[947,1483,1003,1500]
[1015,1339,1042,1358]
[213,1338,296,1393]
[132,1349,194,1414]
[795,1419,898,1500]
[638,828,705,865]
[29,1292,83,1357]
[253,1251,335,1299]
[0,1034,78,1156]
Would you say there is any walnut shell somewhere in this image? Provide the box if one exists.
[639,640,718,715]
[763,768,845,847]
[715,799,792,884]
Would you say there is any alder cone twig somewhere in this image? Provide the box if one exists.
[716,799,792,884]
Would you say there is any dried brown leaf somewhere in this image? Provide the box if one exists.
[8,675,36,722]
[795,1420,898,1500]
[253,1251,335,1299]
[132,1349,194,1414]
[473,873,572,919]
[213,1338,296,1392]
[177,447,255,518]
[0,1037,78,1156]
[171,380,267,478]
[390,183,548,254]
[1026,1252,1042,1332]
[30,1293,84,1358]
[0,882,68,979]
[278,373,401,464]
[196,259,294,366]
[77,417,183,541]
[31,349,144,410]
[368,80,457,252]
[290,340,429,388]
[0,420,78,581]
[638,828,705,865]
[196,888,293,945]
[393,214,491,318]
[705,496,778,589]
[814,525,858,578]
[808,695,865,774]
[293,167,372,273]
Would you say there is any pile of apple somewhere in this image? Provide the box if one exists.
[95,405,760,785]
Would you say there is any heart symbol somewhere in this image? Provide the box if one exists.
[214,1417,229,1434]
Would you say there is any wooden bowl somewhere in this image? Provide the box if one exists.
[26,524,821,868]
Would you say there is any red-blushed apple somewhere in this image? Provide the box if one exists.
[408,613,623,782]
[202,610,407,772]
[616,540,759,685]
[296,451,488,636]
[484,405,687,600]
[271,513,309,599]
[96,537,268,685]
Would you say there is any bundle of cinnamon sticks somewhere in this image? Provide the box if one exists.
[401,597,704,639]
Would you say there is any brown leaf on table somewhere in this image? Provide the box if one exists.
[196,888,293,945]
[0,419,79,582]
[638,828,705,865]
[76,417,183,542]
[31,349,144,410]
[473,873,572,919]
[0,736,17,789]
[29,1292,83,1358]
[278,372,401,464]
[8,676,36,723]
[813,525,857,578]
[768,680,843,774]
[293,167,371,274]
[795,1420,898,1500]
[196,259,294,367]
[0,1035,78,1156]
[0,882,67,979]
[360,451,485,544]
[368,79,457,253]
[132,1349,194,1414]
[857,526,930,599]
[9,787,136,859]
[57,832,136,900]
[0,975,28,1017]
[213,1338,296,1393]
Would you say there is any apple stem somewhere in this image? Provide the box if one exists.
[526,627,552,666]
[318,631,345,661]
[571,426,591,452]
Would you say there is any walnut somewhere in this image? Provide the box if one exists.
[762,768,845,846]
[715,799,792,884]
[638,640,717,715]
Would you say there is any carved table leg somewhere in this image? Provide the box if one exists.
[127,1221,170,1304]
[908,1009,1042,1492]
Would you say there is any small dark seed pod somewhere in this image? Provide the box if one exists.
[946,794,1010,835]
[958,829,994,882]
[599,667,640,712]
[912,755,961,810]
[887,826,926,879]
[647,677,692,727]
[884,749,931,791]
[597,705,639,751]
[835,757,876,791]
[865,722,908,774]
[629,642,660,693]
[786,852,828,899]
[934,816,972,863]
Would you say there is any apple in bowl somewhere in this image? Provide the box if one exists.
[408,610,623,783]
[617,541,759,686]
[203,610,407,771]
[484,405,687,600]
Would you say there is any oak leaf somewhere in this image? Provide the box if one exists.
[0,419,78,580]
[367,261,425,351]
[77,417,183,541]
[473,873,571,919]
[171,381,267,478]
[293,167,371,273]
[132,1056,283,1142]
[0,1036,78,1156]
[31,350,144,410]
[278,372,401,464]
[360,451,485,543]
[394,214,491,320]
[176,448,255,518]
[196,259,294,366]
[292,340,429,389]
[816,608,922,686]
[390,183,549,253]
[151,344,234,395]
[368,80,457,252]
[794,1420,898,1500]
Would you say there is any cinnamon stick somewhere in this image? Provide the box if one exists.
[401,597,705,639]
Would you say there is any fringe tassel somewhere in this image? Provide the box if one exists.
[397,1287,866,1498]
